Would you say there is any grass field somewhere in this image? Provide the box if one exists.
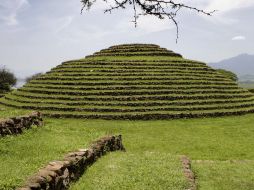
[0,105,254,189]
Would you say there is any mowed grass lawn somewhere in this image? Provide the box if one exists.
[0,105,254,189]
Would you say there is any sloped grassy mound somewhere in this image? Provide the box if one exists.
[1,44,254,119]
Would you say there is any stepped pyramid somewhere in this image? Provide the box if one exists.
[1,44,254,119]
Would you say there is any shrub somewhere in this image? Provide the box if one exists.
[0,83,10,92]
[0,68,17,90]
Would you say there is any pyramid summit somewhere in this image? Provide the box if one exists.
[86,44,182,58]
[1,44,254,119]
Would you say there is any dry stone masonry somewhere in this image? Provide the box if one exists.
[0,112,43,137]
[17,135,125,190]
[181,155,196,190]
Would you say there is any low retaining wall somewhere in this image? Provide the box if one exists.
[249,89,254,94]
[0,112,43,137]
[17,135,125,190]
[181,156,196,190]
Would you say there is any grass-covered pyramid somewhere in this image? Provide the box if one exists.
[1,44,254,119]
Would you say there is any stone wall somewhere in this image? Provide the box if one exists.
[181,156,196,190]
[249,89,254,94]
[0,112,43,137]
[17,135,125,190]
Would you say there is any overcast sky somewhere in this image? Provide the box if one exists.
[0,0,254,78]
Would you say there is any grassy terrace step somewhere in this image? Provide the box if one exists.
[36,76,231,82]
[9,91,253,101]
[29,80,237,86]
[86,52,183,58]
[60,62,206,67]
[2,98,254,113]
[94,50,174,55]
[31,108,254,119]
[18,87,247,96]
[54,64,209,69]
[24,84,241,91]
[249,89,254,93]
[93,52,182,56]
[49,69,217,75]
[62,58,204,64]
[45,73,226,80]
[47,69,220,75]
[99,47,171,53]
[1,97,254,113]
[51,68,215,74]
[110,44,160,48]
[6,94,254,107]
[51,66,214,71]
[0,93,5,98]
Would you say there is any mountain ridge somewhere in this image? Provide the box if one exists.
[208,53,254,81]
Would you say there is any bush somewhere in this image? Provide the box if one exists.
[0,83,10,92]
[0,68,17,90]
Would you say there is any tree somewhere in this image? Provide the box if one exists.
[81,0,216,42]
[217,69,238,82]
[0,68,17,91]
[26,73,43,83]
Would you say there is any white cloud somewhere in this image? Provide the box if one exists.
[206,0,254,12]
[178,0,254,26]
[0,0,29,26]
[179,0,254,12]
[232,35,246,41]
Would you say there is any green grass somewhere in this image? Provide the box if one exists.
[71,152,188,190]
[1,104,254,189]
[0,108,104,189]
[69,114,254,190]
[193,161,254,190]
[0,104,30,119]
[1,44,254,189]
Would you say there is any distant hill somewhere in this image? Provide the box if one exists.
[208,54,254,82]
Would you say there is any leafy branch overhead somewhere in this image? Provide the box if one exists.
[81,0,216,42]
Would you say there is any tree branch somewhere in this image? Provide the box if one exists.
[80,0,216,42]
